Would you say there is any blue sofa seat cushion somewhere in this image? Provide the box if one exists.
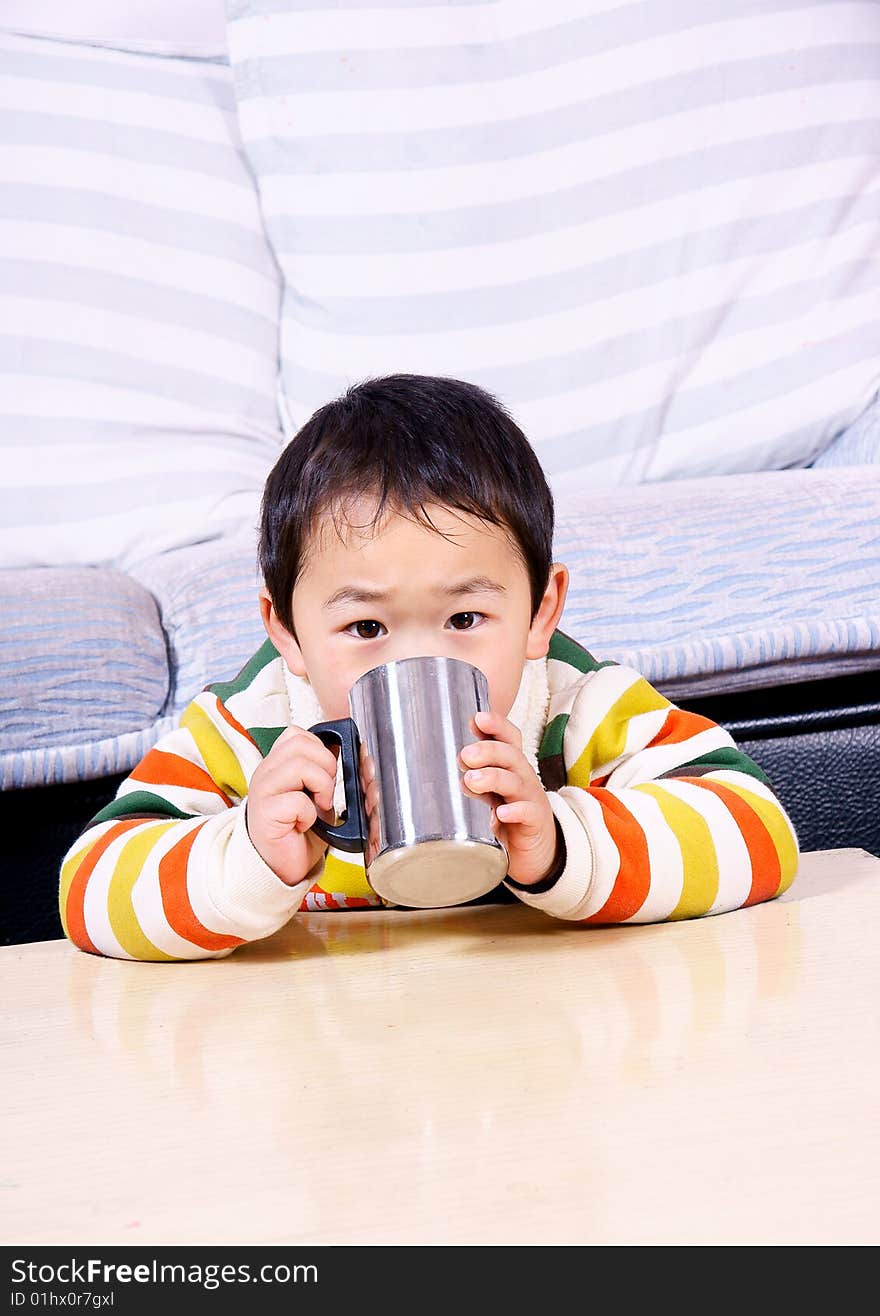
[556,465,880,698]
[0,567,170,785]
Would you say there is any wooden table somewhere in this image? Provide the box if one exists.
[1,848,878,1247]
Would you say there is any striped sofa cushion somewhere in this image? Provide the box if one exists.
[0,28,283,569]
[227,0,880,493]
[0,2,228,59]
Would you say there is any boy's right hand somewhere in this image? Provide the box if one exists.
[245,726,338,886]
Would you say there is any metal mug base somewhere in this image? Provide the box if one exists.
[367,837,509,909]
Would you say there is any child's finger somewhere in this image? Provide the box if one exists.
[459,738,523,772]
[472,708,522,748]
[494,800,543,828]
[272,726,339,778]
[462,765,523,802]
[267,756,337,813]
[288,794,319,832]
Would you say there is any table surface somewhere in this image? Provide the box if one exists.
[2,847,879,1247]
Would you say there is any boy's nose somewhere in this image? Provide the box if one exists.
[386,640,447,664]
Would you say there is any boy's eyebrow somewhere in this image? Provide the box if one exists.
[323,576,506,610]
[323,585,388,610]
[441,575,507,598]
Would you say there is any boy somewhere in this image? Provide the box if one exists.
[60,374,799,960]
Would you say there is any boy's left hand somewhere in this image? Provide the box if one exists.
[459,709,560,886]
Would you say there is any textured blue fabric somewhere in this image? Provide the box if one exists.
[555,465,880,698]
[812,391,880,468]
[0,567,169,763]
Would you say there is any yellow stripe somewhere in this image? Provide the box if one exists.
[107,822,177,961]
[717,780,799,895]
[569,676,669,787]
[636,783,720,918]
[59,838,95,939]
[182,701,248,800]
[318,852,374,900]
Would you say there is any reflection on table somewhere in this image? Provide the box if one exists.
[1,847,877,1245]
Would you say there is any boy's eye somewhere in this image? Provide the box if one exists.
[448,611,482,631]
[346,619,386,639]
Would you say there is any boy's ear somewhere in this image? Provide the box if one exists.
[259,588,307,677]
[525,562,569,660]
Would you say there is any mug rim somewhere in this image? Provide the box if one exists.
[353,653,488,688]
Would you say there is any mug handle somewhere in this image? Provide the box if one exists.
[308,717,368,853]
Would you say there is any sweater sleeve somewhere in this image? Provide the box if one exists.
[508,664,799,923]
[59,690,314,960]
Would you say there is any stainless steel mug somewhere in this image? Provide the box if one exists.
[309,656,508,908]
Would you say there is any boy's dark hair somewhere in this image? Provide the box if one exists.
[259,373,555,632]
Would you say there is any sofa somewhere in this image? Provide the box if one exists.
[2,0,879,945]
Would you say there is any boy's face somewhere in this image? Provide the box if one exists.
[261,499,567,720]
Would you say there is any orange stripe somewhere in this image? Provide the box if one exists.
[213,697,258,747]
[64,819,145,954]
[648,706,719,749]
[583,788,651,924]
[157,824,245,952]
[312,886,342,910]
[591,708,719,786]
[130,747,233,805]
[688,778,781,905]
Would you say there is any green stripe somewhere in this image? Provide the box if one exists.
[208,640,286,757]
[208,638,279,703]
[90,790,195,825]
[539,631,617,762]
[672,746,771,785]
[249,725,286,757]
[538,711,568,762]
[548,629,606,673]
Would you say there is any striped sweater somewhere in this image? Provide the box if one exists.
[60,631,799,960]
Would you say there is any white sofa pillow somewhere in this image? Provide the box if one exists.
[0,28,283,569]
[226,0,880,493]
[0,1,227,57]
